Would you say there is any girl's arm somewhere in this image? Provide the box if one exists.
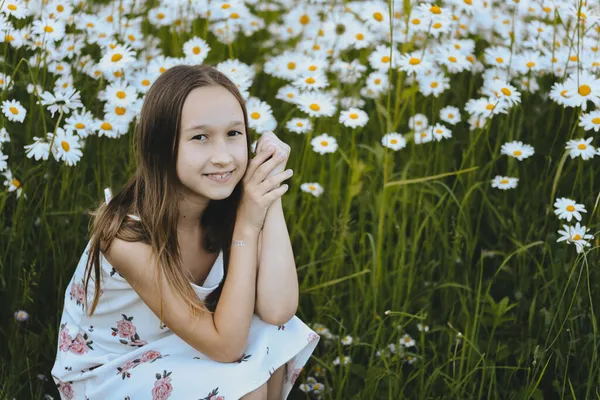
[254,197,299,325]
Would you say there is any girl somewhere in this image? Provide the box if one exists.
[51,65,320,399]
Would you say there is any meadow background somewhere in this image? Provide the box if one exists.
[2,0,600,399]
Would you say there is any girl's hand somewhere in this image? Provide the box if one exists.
[255,131,290,179]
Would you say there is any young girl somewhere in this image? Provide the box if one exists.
[51,65,320,399]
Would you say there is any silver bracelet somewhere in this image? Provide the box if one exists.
[232,240,245,247]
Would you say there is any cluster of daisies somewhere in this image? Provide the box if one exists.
[554,197,594,254]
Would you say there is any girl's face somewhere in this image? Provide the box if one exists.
[176,85,248,201]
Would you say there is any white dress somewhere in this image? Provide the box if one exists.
[51,190,320,400]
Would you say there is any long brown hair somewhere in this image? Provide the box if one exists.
[83,64,252,320]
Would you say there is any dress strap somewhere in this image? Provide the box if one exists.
[103,187,141,221]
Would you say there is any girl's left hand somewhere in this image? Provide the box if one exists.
[255,131,291,179]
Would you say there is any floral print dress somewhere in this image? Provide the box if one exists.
[51,190,320,400]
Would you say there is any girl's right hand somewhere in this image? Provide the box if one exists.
[238,146,293,232]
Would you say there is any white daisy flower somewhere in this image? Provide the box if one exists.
[64,108,96,138]
[0,152,7,171]
[554,197,587,222]
[409,113,428,132]
[296,91,336,118]
[418,73,450,97]
[2,0,28,19]
[339,107,368,129]
[96,115,129,138]
[565,137,596,160]
[3,169,23,198]
[312,382,325,393]
[490,175,518,190]
[405,354,418,365]
[500,141,535,161]
[37,88,83,117]
[562,70,600,111]
[14,309,29,322]
[286,118,312,134]
[417,323,430,332]
[398,51,432,75]
[332,355,351,366]
[430,123,452,141]
[246,97,273,133]
[310,133,337,154]
[464,97,508,118]
[1,99,26,123]
[440,106,461,125]
[300,182,324,197]
[292,73,329,91]
[298,383,311,392]
[103,82,137,107]
[400,334,415,347]
[578,110,600,132]
[414,128,433,144]
[276,84,301,104]
[341,335,353,345]
[31,18,65,42]
[368,44,400,71]
[182,36,211,64]
[24,137,50,161]
[557,222,594,254]
[365,71,389,94]
[489,80,521,107]
[381,132,407,151]
[0,127,10,145]
[98,44,136,75]
[48,127,83,166]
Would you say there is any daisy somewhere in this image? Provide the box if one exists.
[579,110,600,132]
[24,137,50,161]
[464,97,508,118]
[286,118,312,134]
[263,50,303,80]
[1,99,26,123]
[404,355,418,365]
[339,107,368,129]
[553,197,587,222]
[296,91,336,118]
[0,152,7,171]
[565,137,596,160]
[483,46,513,69]
[300,182,324,197]
[340,97,365,109]
[440,105,461,125]
[246,97,273,133]
[292,74,329,91]
[381,132,407,151]
[332,59,367,84]
[557,222,594,254]
[183,36,211,64]
[414,129,433,144]
[549,81,576,107]
[341,335,353,345]
[409,113,428,132]
[489,80,521,107]
[398,51,433,75]
[3,169,23,198]
[49,127,83,166]
[436,45,471,73]
[2,0,28,19]
[64,108,96,138]
[37,88,83,117]
[104,82,138,107]
[276,84,300,104]
[417,323,430,332]
[430,123,452,141]
[0,127,10,144]
[500,141,535,161]
[418,73,450,97]
[96,115,129,138]
[332,355,351,366]
[129,70,158,95]
[31,18,65,42]
[365,71,389,94]
[312,382,325,393]
[368,44,400,71]
[98,44,136,75]
[562,70,600,111]
[490,175,518,190]
[400,334,415,347]
[310,133,337,154]
[14,310,29,322]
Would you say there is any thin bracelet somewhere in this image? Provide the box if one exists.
[232,240,245,247]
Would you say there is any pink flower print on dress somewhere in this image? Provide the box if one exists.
[152,370,173,400]
[58,323,72,352]
[68,332,94,355]
[307,332,319,343]
[116,351,169,380]
[290,367,303,386]
[69,280,85,309]
[111,314,146,347]
[56,380,74,400]
[141,350,162,363]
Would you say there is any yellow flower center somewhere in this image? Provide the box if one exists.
[309,185,315,191]
[579,85,591,96]
[431,82,438,88]
[44,25,54,33]
[448,113,454,118]
[116,91,126,99]
[390,139,397,144]
[409,57,420,65]
[572,234,581,240]
[101,122,112,130]
[251,112,260,119]
[320,140,328,146]
[356,33,364,40]
[430,6,441,13]
[157,12,165,19]
[310,103,320,111]
[115,106,126,115]
[412,18,421,25]
[297,122,303,127]
[287,62,296,70]
[61,141,70,151]
[75,123,85,129]
[230,12,239,19]
[111,53,123,62]
[349,113,358,119]
[300,15,309,24]
[486,103,495,110]
[8,4,17,11]
[381,56,390,63]
[222,3,230,8]
[592,117,600,124]
[496,57,504,64]
[433,22,442,29]
[374,78,381,84]
[526,61,535,68]
[142,79,150,86]
[57,5,64,12]
[193,46,201,54]
[566,205,575,212]
[305,77,315,84]
[12,178,20,188]
[500,179,508,184]
[513,150,522,156]
[9,106,18,115]
[373,12,383,22]
[287,93,294,98]
[577,143,587,150]
[569,55,578,62]
[309,65,317,71]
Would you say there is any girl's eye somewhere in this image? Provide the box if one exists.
[192,131,243,141]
